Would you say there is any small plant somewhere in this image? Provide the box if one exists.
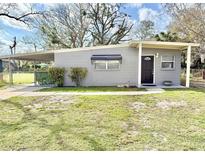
[48,67,65,87]
[68,67,88,87]
[36,72,52,85]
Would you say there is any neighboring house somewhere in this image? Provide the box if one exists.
[0,41,199,87]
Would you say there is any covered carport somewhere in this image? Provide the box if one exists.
[0,51,54,85]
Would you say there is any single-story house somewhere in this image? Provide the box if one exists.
[0,41,200,87]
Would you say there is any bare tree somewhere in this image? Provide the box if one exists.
[22,34,46,52]
[162,3,203,66]
[135,20,155,40]
[0,3,43,25]
[0,3,44,56]
[8,37,18,70]
[38,3,133,48]
[86,3,133,45]
[9,37,16,55]
[163,4,205,43]
[39,3,90,49]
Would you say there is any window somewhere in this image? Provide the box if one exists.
[94,61,107,70]
[107,61,120,70]
[161,56,175,69]
[94,60,120,70]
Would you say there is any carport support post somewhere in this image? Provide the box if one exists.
[186,45,191,88]
[138,43,142,87]
[34,61,37,86]
[8,57,13,85]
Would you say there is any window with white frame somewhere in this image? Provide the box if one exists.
[94,60,120,70]
[161,55,175,69]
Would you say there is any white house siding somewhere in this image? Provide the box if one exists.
[54,47,138,86]
[54,46,181,86]
[142,48,181,86]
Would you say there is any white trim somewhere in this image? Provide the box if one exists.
[138,43,142,87]
[186,45,191,87]
[0,44,129,60]
[129,40,200,47]
[141,54,156,85]
[161,55,176,70]
[56,44,129,54]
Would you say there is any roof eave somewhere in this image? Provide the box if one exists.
[129,41,200,49]
[0,51,54,61]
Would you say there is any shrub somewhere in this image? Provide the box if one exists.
[36,72,52,85]
[68,67,88,87]
[48,67,65,87]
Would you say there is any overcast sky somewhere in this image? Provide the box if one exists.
[0,3,171,55]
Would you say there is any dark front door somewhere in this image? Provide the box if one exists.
[141,56,154,84]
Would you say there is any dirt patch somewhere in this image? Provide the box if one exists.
[131,102,146,111]
[152,132,167,143]
[24,95,75,111]
[156,100,187,110]
[140,117,151,128]
[130,102,150,128]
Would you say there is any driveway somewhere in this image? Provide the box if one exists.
[0,84,165,100]
[0,84,47,100]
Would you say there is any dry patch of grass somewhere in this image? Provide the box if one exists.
[156,100,187,110]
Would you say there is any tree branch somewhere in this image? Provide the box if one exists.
[0,12,41,23]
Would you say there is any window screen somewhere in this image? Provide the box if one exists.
[107,61,120,70]
[161,56,175,69]
[94,60,120,70]
[94,61,106,70]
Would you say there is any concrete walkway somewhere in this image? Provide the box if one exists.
[0,85,165,100]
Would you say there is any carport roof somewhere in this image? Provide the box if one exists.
[0,51,54,61]
[0,44,127,61]
[129,41,200,50]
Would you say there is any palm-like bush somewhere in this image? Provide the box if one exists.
[155,31,179,42]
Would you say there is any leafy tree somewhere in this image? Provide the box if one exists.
[135,20,155,40]
[154,31,179,42]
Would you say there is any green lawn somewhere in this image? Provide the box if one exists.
[38,86,144,92]
[0,81,6,88]
[0,88,205,150]
[3,72,34,84]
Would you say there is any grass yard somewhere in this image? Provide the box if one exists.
[0,81,6,89]
[0,88,205,150]
[3,72,34,84]
[38,86,144,92]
